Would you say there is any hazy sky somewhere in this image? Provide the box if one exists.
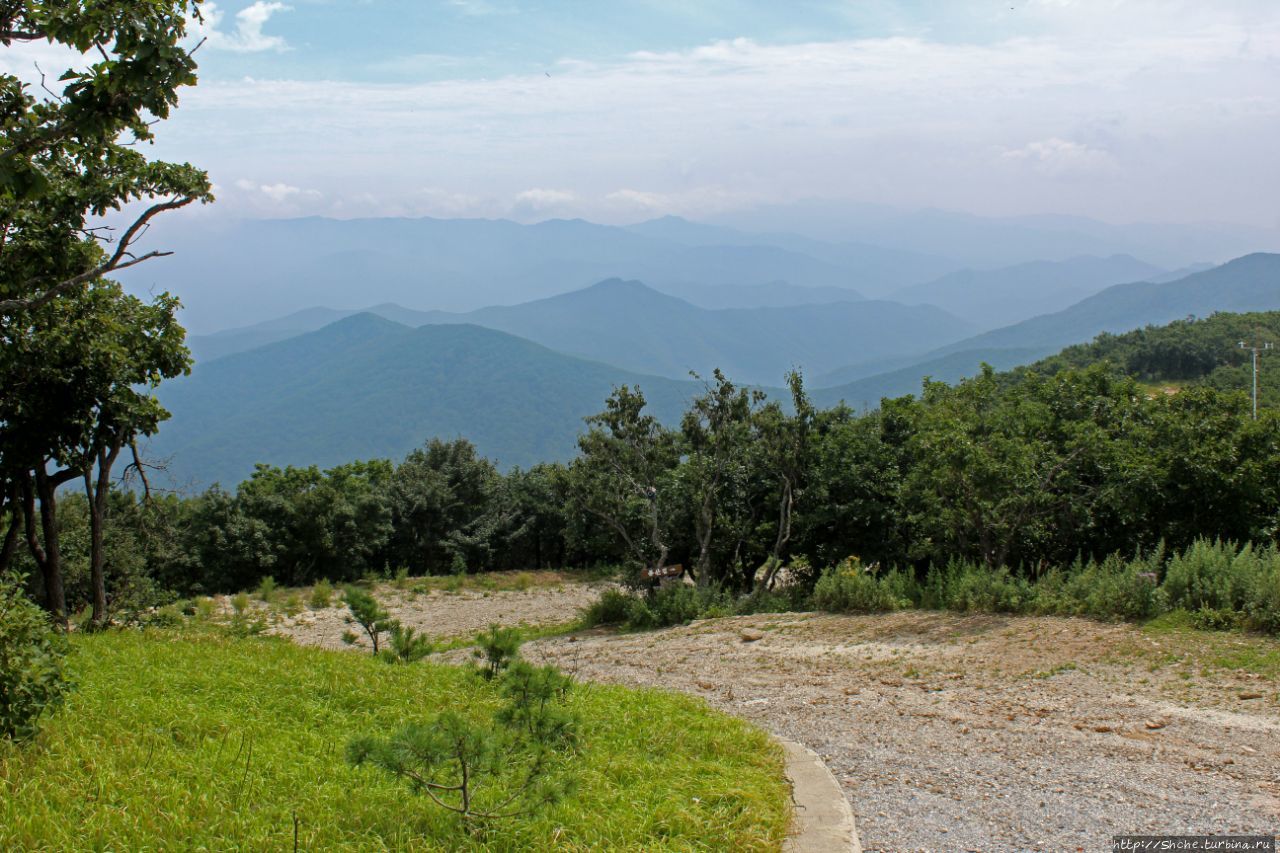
[7,0,1280,227]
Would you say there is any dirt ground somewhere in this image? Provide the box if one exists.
[271,580,1280,852]
[261,574,612,650]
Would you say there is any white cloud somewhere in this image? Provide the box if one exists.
[195,2,292,53]
[234,179,321,204]
[1002,138,1119,177]
[152,10,1280,226]
[446,0,510,16]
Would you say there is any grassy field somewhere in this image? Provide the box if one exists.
[0,630,789,851]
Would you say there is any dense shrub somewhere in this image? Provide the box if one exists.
[473,625,522,680]
[813,558,909,614]
[1035,552,1167,621]
[0,574,74,741]
[1162,539,1262,615]
[581,581,798,630]
[1245,556,1280,633]
[580,588,633,627]
[626,584,733,629]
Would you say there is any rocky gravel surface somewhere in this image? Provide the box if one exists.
[528,611,1280,853]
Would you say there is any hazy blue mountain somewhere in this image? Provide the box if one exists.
[1145,262,1216,283]
[148,315,702,489]
[812,348,1048,408]
[812,253,1280,406]
[430,280,977,384]
[811,354,938,389]
[190,279,976,385]
[625,215,958,298]
[710,202,1280,269]
[892,254,1168,328]
[120,214,955,334]
[652,280,864,309]
[930,253,1280,358]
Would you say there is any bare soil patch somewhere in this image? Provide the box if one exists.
[249,572,614,650]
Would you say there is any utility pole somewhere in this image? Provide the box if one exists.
[1238,340,1273,420]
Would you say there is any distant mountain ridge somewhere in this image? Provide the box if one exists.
[814,253,1280,404]
[189,278,977,385]
[122,214,960,334]
[891,254,1168,328]
[155,253,1280,488]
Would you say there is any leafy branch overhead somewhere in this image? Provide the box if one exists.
[0,1,214,314]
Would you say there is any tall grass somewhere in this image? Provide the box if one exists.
[581,540,1280,636]
[0,630,788,851]
[814,539,1280,633]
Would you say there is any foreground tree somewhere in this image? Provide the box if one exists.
[681,371,763,587]
[573,385,681,577]
[2,1,210,624]
[1,0,212,314]
[0,282,190,624]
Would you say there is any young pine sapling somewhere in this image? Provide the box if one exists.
[472,624,522,680]
[342,586,395,655]
[347,661,579,822]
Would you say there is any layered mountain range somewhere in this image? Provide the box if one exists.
[125,210,1280,489]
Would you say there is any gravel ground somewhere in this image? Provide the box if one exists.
[273,582,1280,851]
[527,612,1280,853]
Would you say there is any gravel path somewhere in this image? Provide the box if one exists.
[527,612,1280,852]
[273,582,1280,851]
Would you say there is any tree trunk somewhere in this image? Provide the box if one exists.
[0,485,21,575]
[28,468,67,627]
[85,439,124,627]
[695,492,715,587]
[762,480,794,591]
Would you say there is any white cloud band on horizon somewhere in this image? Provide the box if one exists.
[74,7,1280,229]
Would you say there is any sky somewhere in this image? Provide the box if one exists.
[5,0,1280,228]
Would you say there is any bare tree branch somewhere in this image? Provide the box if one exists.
[0,195,195,315]
[0,29,44,44]
[123,439,155,502]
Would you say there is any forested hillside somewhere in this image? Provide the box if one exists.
[148,314,702,488]
[932,253,1280,358]
[1025,310,1280,405]
[815,254,1280,403]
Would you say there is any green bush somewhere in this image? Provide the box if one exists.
[813,559,908,614]
[626,584,732,629]
[734,584,809,616]
[309,579,333,609]
[255,576,277,603]
[927,561,1033,614]
[1162,539,1259,614]
[580,588,634,627]
[0,574,74,741]
[1037,552,1168,621]
[385,622,433,664]
[1244,554,1280,633]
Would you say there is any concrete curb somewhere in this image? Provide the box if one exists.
[780,739,861,853]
